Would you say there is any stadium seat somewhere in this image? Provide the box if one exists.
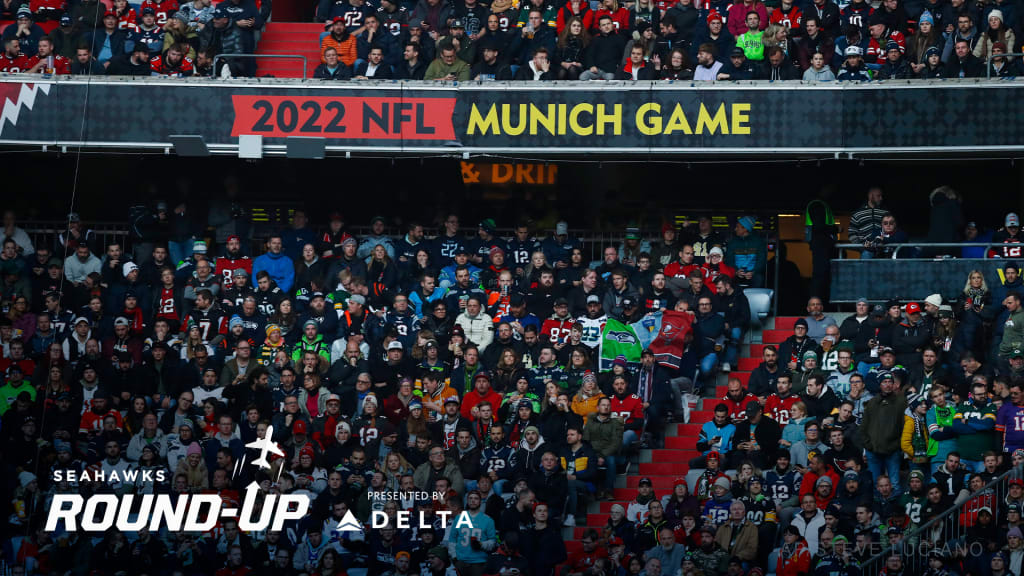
[744,288,774,329]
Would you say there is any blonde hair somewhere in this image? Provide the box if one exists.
[964,269,989,294]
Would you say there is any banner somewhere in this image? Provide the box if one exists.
[2,79,1024,155]
[599,318,643,372]
[649,310,693,370]
[830,259,1014,303]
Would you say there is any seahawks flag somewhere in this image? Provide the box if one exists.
[599,318,643,372]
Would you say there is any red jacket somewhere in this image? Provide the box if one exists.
[556,1,594,34]
[866,30,906,64]
[727,1,769,37]
[798,468,839,505]
[776,540,811,576]
[462,388,503,419]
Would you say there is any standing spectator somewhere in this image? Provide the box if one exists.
[954,379,997,472]
[220,0,263,76]
[859,371,907,496]
[848,186,888,259]
[726,216,766,288]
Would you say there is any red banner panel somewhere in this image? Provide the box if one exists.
[231,95,456,140]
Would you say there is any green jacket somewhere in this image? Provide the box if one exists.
[291,334,330,364]
[736,31,765,61]
[858,391,907,454]
[1000,308,1024,357]
[583,413,624,457]
[424,57,471,81]
[0,380,35,415]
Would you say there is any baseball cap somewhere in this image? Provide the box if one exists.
[845,45,864,56]
[387,340,404,351]
[1009,213,1021,228]
[587,294,601,304]
[909,469,925,481]
[621,296,637,309]
[625,227,641,240]
[114,316,131,327]
[555,221,569,235]
[232,268,248,278]
[60,13,72,25]
[905,302,922,315]
[707,450,721,461]
[878,346,895,356]
[450,18,465,28]
[303,318,319,330]
[293,420,308,434]
[638,477,653,486]
[554,297,569,307]
[444,396,460,405]
[730,46,745,57]
[843,469,860,482]
[1013,349,1024,359]
[142,6,155,14]
[325,394,341,404]
[349,294,366,306]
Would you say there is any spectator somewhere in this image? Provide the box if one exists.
[321,16,358,66]
[859,371,907,495]
[693,42,724,79]
[835,44,871,79]
[581,15,624,79]
[253,235,295,294]
[513,45,554,79]
[313,46,351,79]
[3,6,44,57]
[424,42,470,80]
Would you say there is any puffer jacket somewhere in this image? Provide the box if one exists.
[455,310,494,351]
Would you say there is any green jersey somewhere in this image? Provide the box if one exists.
[954,400,997,461]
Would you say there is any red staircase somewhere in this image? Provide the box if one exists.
[562,316,800,556]
[255,22,322,78]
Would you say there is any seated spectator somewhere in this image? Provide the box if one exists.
[2,6,45,57]
[321,17,358,66]
[313,46,352,79]
[513,46,555,79]
[424,41,471,80]
[581,15,625,80]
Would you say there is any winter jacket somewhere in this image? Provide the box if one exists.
[790,509,826,554]
[584,29,627,71]
[583,413,623,456]
[714,520,758,562]
[253,251,295,293]
[413,459,465,493]
[455,310,494,351]
[859,390,908,454]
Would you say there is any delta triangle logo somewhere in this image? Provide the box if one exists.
[337,509,363,532]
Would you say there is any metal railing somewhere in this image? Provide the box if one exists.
[211,53,308,77]
[835,241,1005,259]
[986,52,1024,78]
[861,464,1024,575]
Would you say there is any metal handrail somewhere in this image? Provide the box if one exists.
[211,53,308,77]
[986,51,1024,78]
[835,241,1006,259]
[861,463,1024,575]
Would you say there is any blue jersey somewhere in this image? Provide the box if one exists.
[764,467,801,507]
[997,401,1024,451]
[131,27,165,54]
[697,421,735,456]
[480,444,517,480]
[447,510,496,565]
[702,498,731,525]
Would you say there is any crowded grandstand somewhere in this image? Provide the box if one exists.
[0,188,1022,576]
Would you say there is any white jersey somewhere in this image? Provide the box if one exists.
[575,314,607,349]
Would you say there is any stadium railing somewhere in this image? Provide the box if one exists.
[860,463,1024,576]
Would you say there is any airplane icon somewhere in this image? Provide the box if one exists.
[336,509,363,532]
[245,425,285,470]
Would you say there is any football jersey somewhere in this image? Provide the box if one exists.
[996,401,1024,451]
[140,0,179,25]
[575,315,606,349]
[764,394,800,425]
[187,307,227,343]
[0,52,33,73]
[764,467,801,507]
[215,256,253,285]
[609,394,644,427]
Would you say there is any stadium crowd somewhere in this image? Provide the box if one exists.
[305,0,1017,80]
[0,0,1017,78]
[0,188,1022,576]
[0,0,268,76]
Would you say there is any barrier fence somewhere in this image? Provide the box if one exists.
[861,464,1024,576]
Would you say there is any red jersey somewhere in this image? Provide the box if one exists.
[764,393,800,425]
[215,255,253,284]
[150,54,194,76]
[29,0,66,14]
[655,0,678,11]
[592,7,629,31]
[701,262,736,288]
[663,261,700,279]
[609,394,644,427]
[187,306,227,343]
[866,30,906,64]
[79,409,124,434]
[721,393,759,423]
[117,8,140,31]
[156,286,181,323]
[26,54,71,74]
[541,316,575,344]
[140,0,179,25]
[770,5,803,30]
[0,52,33,73]
[567,547,609,573]
[0,358,35,377]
